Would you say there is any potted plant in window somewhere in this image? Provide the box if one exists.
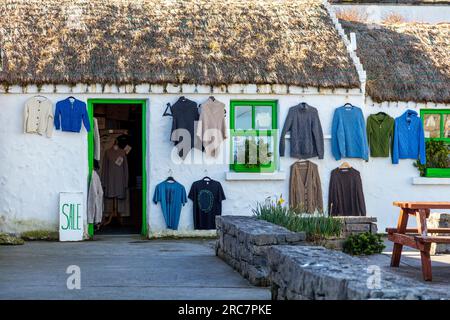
[234,137,274,173]
[414,140,450,177]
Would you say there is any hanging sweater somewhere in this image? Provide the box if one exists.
[328,167,366,216]
[196,98,227,158]
[289,160,323,213]
[366,112,394,157]
[23,96,54,137]
[279,103,324,159]
[54,97,91,133]
[87,170,104,224]
[392,109,426,165]
[331,105,369,161]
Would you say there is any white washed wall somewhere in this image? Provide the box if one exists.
[1,87,450,236]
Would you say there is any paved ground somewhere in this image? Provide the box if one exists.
[0,235,270,300]
[362,239,450,289]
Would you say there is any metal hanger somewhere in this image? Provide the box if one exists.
[162,103,172,117]
[202,168,211,181]
[166,169,175,182]
[343,102,353,108]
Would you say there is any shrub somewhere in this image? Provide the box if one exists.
[414,140,449,177]
[343,232,385,256]
[252,197,343,242]
[383,13,406,24]
[335,8,368,23]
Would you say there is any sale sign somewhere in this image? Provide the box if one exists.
[59,192,84,241]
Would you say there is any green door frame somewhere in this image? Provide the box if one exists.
[87,99,148,237]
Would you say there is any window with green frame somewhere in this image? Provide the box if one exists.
[420,109,450,177]
[230,100,278,173]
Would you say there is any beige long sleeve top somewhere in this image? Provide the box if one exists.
[289,160,323,213]
[24,96,54,137]
[87,170,104,224]
[196,98,227,157]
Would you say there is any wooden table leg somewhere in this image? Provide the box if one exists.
[416,209,429,236]
[391,208,410,267]
[417,209,432,281]
[420,243,432,281]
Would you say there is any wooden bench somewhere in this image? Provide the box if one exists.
[387,202,450,281]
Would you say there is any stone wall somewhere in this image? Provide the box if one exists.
[428,213,450,255]
[336,216,378,236]
[268,245,449,300]
[215,216,306,286]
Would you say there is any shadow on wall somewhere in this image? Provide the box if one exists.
[340,20,450,104]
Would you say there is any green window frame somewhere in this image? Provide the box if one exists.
[230,100,278,173]
[420,109,450,177]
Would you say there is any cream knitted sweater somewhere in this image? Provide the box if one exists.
[24,96,54,137]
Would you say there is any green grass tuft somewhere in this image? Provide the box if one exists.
[21,230,59,241]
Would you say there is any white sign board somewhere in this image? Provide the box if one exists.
[59,192,84,242]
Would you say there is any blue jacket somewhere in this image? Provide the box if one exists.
[54,97,91,132]
[331,105,369,161]
[392,110,426,165]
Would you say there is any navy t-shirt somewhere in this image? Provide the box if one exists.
[188,179,226,230]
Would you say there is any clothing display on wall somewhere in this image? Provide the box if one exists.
[196,97,227,158]
[289,160,323,213]
[280,103,324,159]
[101,146,129,199]
[366,112,394,157]
[93,118,101,161]
[87,170,104,224]
[328,166,366,216]
[392,109,426,165]
[23,96,54,137]
[153,180,187,230]
[54,97,91,132]
[188,178,226,230]
[165,96,200,159]
[331,104,369,161]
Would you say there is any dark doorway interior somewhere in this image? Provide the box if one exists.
[94,103,143,234]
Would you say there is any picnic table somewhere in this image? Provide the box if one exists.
[386,201,450,281]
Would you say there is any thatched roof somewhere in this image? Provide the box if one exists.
[0,0,359,89]
[341,21,450,103]
[330,0,450,4]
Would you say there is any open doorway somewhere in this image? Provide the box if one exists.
[87,99,147,237]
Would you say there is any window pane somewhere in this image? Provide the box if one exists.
[232,135,273,167]
[423,114,440,138]
[234,106,252,130]
[255,106,273,130]
[444,115,450,138]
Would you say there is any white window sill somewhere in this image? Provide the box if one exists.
[412,177,450,185]
[226,171,286,181]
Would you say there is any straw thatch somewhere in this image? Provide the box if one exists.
[0,0,359,88]
[341,20,450,103]
[330,1,450,4]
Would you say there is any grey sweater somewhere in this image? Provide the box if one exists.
[280,103,324,159]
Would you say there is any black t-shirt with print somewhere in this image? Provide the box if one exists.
[188,179,226,230]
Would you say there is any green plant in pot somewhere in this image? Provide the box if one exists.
[236,138,272,171]
[414,140,449,177]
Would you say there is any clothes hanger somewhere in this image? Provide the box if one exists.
[166,169,175,182]
[343,103,353,108]
[202,169,212,181]
[209,96,216,102]
[162,103,172,117]
[339,162,352,169]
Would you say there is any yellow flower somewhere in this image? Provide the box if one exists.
[278,197,285,205]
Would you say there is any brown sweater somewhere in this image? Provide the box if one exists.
[289,161,323,213]
[328,167,366,216]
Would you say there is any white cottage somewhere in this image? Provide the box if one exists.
[339,19,450,230]
[1,0,445,239]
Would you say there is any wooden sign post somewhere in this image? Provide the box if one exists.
[59,192,84,241]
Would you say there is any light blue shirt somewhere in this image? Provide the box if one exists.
[153,181,187,230]
[331,105,369,161]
